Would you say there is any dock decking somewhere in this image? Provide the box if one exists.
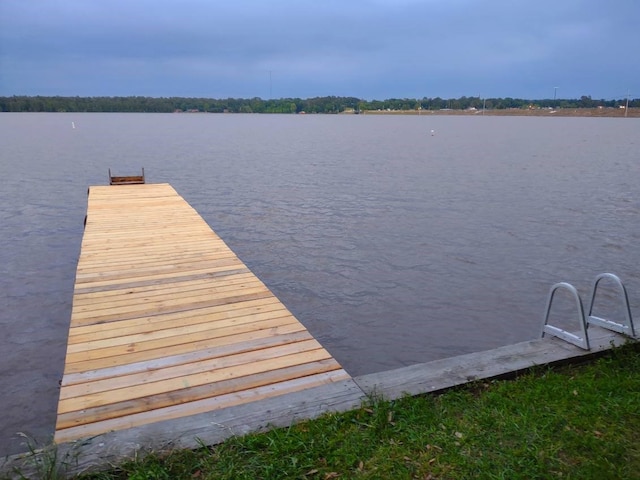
[54,183,355,444]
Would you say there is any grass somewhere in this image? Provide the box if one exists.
[6,433,79,480]
[9,344,640,480]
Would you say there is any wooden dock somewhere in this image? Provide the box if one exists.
[54,183,360,445]
[2,183,635,478]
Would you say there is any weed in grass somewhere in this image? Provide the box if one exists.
[2,433,80,480]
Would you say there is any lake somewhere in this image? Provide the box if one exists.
[1,112,638,455]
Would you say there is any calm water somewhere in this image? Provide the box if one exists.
[1,113,639,455]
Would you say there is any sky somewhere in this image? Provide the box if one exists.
[1,0,638,101]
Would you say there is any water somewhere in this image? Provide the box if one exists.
[1,112,639,455]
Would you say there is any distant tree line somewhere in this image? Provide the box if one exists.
[0,95,636,113]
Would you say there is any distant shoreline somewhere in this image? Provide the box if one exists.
[3,108,637,118]
[2,95,637,116]
[357,107,639,118]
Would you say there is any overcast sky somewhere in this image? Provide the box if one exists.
[1,0,637,100]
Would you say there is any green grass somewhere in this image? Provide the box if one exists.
[58,344,640,479]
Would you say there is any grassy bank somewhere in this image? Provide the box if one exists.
[53,343,639,480]
[6,344,637,480]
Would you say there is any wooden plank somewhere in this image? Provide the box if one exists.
[73,268,252,294]
[72,263,247,290]
[65,311,299,354]
[56,359,346,430]
[58,349,335,413]
[67,298,285,343]
[74,257,244,284]
[70,277,266,311]
[68,290,275,327]
[76,251,234,269]
[79,236,223,248]
[55,372,357,443]
[67,296,283,337]
[75,249,236,271]
[73,274,263,301]
[62,330,316,386]
[353,327,631,400]
[63,322,308,374]
[73,272,257,297]
[78,235,221,249]
[78,241,221,253]
[69,287,273,324]
[64,318,304,366]
[71,273,258,304]
[60,339,327,401]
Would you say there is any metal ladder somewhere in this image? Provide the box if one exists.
[541,273,636,350]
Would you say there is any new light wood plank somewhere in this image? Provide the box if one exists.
[72,273,258,304]
[73,262,246,289]
[73,267,251,294]
[62,324,308,376]
[56,359,345,430]
[59,349,334,413]
[71,278,266,312]
[69,290,275,327]
[64,318,305,366]
[55,370,354,443]
[62,330,315,386]
[55,183,351,449]
[66,311,298,354]
[61,339,325,400]
[68,299,285,343]
[68,296,282,337]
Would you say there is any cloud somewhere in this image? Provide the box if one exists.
[1,0,638,99]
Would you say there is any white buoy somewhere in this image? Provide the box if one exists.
[430,129,435,136]
[71,122,75,129]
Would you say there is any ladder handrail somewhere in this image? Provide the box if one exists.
[541,282,590,350]
[587,273,636,338]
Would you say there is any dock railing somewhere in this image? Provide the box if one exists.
[542,272,636,349]
[108,167,145,185]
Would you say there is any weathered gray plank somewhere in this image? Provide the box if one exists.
[354,327,633,400]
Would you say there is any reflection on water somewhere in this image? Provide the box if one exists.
[1,113,639,455]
